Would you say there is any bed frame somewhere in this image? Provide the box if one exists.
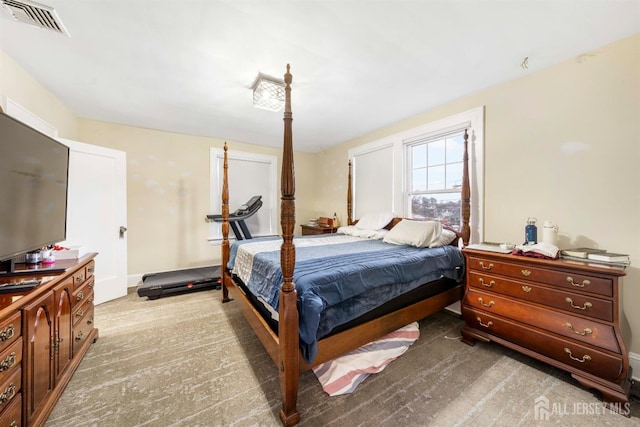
[220,64,471,426]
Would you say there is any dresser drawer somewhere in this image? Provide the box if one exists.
[0,391,21,427]
[72,266,88,290]
[72,278,94,308]
[467,257,613,297]
[72,291,94,327]
[468,272,613,322]
[0,367,20,414]
[73,305,95,355]
[0,313,21,355]
[463,307,624,382]
[464,288,621,353]
[0,338,22,385]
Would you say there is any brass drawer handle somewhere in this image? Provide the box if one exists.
[478,278,495,288]
[0,383,15,404]
[521,285,532,293]
[87,315,94,325]
[479,262,494,270]
[76,273,85,282]
[75,331,84,341]
[565,297,592,311]
[476,317,493,328]
[564,347,591,363]
[88,265,95,274]
[566,276,590,288]
[521,269,531,276]
[0,325,14,342]
[0,352,16,372]
[477,297,494,308]
[10,420,17,427]
[565,322,593,336]
[76,291,84,301]
[75,309,85,318]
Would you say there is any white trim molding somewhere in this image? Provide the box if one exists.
[629,351,640,381]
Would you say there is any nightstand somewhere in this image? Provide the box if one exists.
[300,225,337,236]
[460,248,631,411]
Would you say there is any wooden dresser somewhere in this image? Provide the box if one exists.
[461,249,631,409]
[0,254,98,426]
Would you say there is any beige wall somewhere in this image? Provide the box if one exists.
[0,50,78,138]
[77,120,318,273]
[315,33,640,353]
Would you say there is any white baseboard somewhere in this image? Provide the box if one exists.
[629,351,640,381]
[128,273,143,288]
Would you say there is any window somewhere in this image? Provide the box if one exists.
[348,106,484,243]
[209,148,278,241]
[405,129,466,230]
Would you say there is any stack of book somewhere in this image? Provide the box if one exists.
[560,247,630,265]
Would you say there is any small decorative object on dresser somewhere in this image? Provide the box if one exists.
[460,248,631,414]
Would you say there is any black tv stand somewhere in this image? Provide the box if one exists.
[0,258,16,275]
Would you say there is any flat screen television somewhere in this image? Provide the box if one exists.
[0,112,69,273]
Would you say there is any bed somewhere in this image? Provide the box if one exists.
[219,64,471,426]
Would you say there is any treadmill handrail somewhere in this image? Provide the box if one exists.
[207,195,262,222]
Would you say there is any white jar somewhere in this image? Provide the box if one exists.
[542,221,558,246]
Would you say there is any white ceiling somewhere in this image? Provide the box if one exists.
[0,1,638,152]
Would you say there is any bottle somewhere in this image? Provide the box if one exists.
[542,220,558,246]
[524,217,537,245]
[333,212,339,229]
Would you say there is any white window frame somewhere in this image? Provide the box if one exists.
[348,106,484,243]
[208,148,278,241]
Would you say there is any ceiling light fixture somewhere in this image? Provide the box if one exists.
[252,73,285,112]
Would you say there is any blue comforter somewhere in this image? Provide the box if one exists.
[228,234,464,363]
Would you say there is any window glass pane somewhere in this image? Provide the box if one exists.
[447,162,463,189]
[412,168,426,191]
[412,144,426,169]
[446,134,464,161]
[427,165,445,190]
[408,192,461,230]
[428,139,445,166]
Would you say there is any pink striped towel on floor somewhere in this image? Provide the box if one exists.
[312,322,420,396]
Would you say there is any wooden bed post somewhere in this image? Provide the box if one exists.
[461,129,471,246]
[347,160,353,225]
[221,143,231,302]
[278,64,300,426]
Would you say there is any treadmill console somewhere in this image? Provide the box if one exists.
[236,195,262,215]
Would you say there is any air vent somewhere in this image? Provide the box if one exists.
[1,0,69,36]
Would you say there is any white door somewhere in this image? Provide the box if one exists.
[58,138,127,305]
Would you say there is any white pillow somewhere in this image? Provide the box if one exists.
[383,220,442,248]
[338,225,389,240]
[428,229,457,248]
[354,212,394,230]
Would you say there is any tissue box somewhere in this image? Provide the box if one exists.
[53,246,84,260]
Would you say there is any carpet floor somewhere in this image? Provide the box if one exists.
[45,289,639,427]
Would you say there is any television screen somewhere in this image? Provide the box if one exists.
[0,112,69,263]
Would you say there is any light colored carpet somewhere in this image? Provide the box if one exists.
[45,289,639,427]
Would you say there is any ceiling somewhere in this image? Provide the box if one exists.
[0,1,638,153]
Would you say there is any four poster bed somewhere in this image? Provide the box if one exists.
[220,64,471,426]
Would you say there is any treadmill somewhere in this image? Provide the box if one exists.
[137,196,262,300]
[207,195,263,240]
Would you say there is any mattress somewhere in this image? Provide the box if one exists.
[228,234,464,362]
